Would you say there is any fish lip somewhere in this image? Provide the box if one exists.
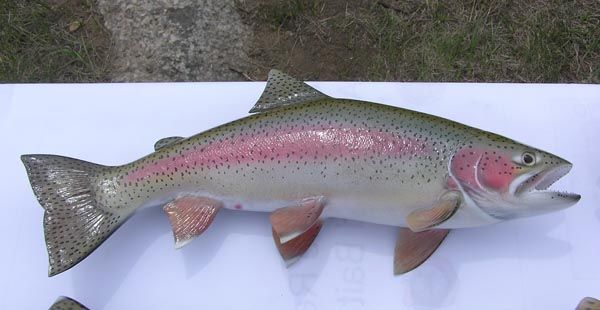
[513,163,579,201]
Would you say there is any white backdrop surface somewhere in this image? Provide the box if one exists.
[0,82,599,309]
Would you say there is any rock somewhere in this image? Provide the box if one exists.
[97,0,251,81]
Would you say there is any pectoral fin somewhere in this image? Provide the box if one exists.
[394,228,449,275]
[270,197,325,264]
[163,196,222,248]
[406,192,461,232]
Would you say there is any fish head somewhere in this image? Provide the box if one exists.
[449,135,580,220]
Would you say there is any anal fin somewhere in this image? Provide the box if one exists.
[163,196,222,248]
[394,228,449,275]
[270,197,325,264]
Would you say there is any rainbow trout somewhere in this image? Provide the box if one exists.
[22,70,580,276]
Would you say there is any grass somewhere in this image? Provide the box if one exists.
[1,0,599,82]
[0,0,110,82]
[239,0,600,82]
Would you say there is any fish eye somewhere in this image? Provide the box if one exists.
[521,152,536,166]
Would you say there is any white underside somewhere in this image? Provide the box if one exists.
[142,188,500,229]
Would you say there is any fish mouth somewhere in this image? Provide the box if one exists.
[512,163,580,202]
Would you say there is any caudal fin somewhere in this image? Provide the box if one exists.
[21,154,132,276]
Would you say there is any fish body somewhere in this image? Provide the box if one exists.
[22,70,580,276]
[113,99,484,227]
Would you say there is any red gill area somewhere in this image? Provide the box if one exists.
[449,147,516,193]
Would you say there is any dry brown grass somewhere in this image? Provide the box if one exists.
[238,0,600,82]
[2,0,598,82]
[0,0,111,82]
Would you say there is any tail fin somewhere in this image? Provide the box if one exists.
[21,154,131,276]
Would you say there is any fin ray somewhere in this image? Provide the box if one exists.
[394,228,449,275]
[21,154,132,276]
[406,191,460,232]
[273,221,322,264]
[249,69,328,113]
[163,196,222,248]
[270,197,325,264]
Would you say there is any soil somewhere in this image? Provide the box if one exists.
[237,0,379,81]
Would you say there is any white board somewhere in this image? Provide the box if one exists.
[0,82,599,309]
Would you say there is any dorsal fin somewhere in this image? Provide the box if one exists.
[154,136,184,151]
[249,69,329,113]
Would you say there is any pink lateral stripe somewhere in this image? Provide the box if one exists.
[125,127,431,182]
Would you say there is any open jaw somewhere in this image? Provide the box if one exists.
[512,163,581,204]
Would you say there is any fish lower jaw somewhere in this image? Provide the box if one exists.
[513,164,573,197]
[524,189,580,201]
[516,179,580,204]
